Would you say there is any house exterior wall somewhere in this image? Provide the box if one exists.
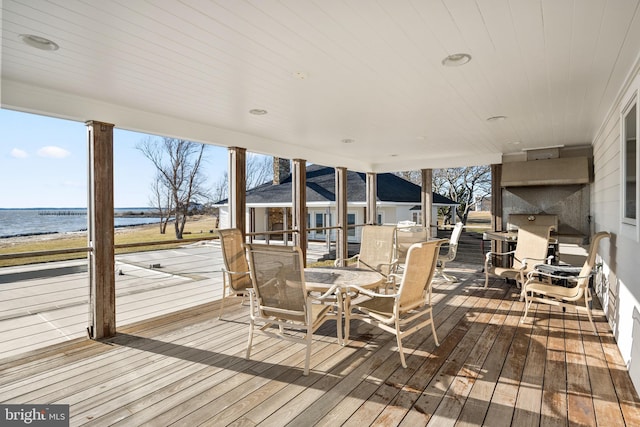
[219,205,433,242]
[592,63,640,391]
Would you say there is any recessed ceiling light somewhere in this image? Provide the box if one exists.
[249,109,268,115]
[341,138,355,144]
[292,71,308,80]
[441,53,471,67]
[511,141,521,145]
[19,34,59,51]
[486,115,507,122]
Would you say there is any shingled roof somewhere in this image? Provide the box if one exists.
[235,164,457,205]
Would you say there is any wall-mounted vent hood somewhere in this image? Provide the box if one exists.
[501,156,591,187]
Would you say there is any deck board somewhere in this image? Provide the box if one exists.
[1,267,640,426]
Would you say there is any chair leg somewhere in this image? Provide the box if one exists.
[484,258,490,288]
[440,271,456,283]
[336,293,344,346]
[395,320,407,368]
[438,261,456,283]
[430,312,439,347]
[304,325,312,376]
[521,292,531,324]
[584,294,597,335]
[218,276,228,319]
[246,319,255,359]
[344,293,352,342]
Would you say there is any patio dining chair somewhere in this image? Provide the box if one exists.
[217,228,252,319]
[336,224,397,281]
[521,231,610,333]
[395,225,429,271]
[484,224,554,289]
[435,222,464,282]
[345,239,445,368]
[245,244,342,376]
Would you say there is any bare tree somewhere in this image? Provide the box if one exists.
[149,173,173,234]
[138,137,207,239]
[433,166,491,225]
[211,153,273,202]
[211,171,228,203]
[394,170,422,185]
[247,154,273,189]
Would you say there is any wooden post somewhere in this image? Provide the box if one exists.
[228,147,246,236]
[421,169,433,238]
[366,172,377,225]
[292,159,307,264]
[86,120,115,339]
[249,207,255,243]
[491,164,504,261]
[335,167,348,266]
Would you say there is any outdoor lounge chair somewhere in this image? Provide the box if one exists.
[521,231,610,333]
[245,244,342,376]
[217,228,252,319]
[484,224,554,289]
[346,239,444,368]
[435,222,463,282]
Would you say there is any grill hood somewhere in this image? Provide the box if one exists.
[501,156,591,187]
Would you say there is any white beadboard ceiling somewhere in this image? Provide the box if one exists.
[2,0,640,172]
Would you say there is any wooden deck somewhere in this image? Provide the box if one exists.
[1,267,639,426]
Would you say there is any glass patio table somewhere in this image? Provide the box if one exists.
[304,266,386,343]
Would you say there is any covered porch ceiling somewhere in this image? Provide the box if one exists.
[2,1,640,172]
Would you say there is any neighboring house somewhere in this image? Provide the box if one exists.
[217,164,458,242]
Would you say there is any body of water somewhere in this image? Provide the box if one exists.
[0,208,164,238]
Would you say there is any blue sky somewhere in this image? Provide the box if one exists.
[0,109,229,208]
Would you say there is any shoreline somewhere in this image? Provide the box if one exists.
[0,220,162,241]
[0,216,217,249]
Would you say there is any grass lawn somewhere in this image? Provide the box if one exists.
[0,216,219,267]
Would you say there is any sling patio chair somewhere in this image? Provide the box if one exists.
[336,225,397,287]
[217,228,252,319]
[484,224,554,289]
[435,222,464,282]
[395,225,429,271]
[345,239,445,368]
[521,231,610,334]
[245,244,342,376]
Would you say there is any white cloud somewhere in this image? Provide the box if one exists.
[37,145,71,159]
[11,148,29,158]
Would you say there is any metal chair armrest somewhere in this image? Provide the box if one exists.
[348,284,398,299]
[334,254,359,267]
[308,284,340,301]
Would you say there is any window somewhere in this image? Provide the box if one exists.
[377,213,384,225]
[623,97,638,224]
[411,211,422,225]
[315,213,324,236]
[347,213,356,237]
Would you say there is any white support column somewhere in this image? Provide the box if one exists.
[366,172,377,225]
[421,169,433,238]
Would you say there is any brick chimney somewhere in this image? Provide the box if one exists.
[273,157,290,185]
